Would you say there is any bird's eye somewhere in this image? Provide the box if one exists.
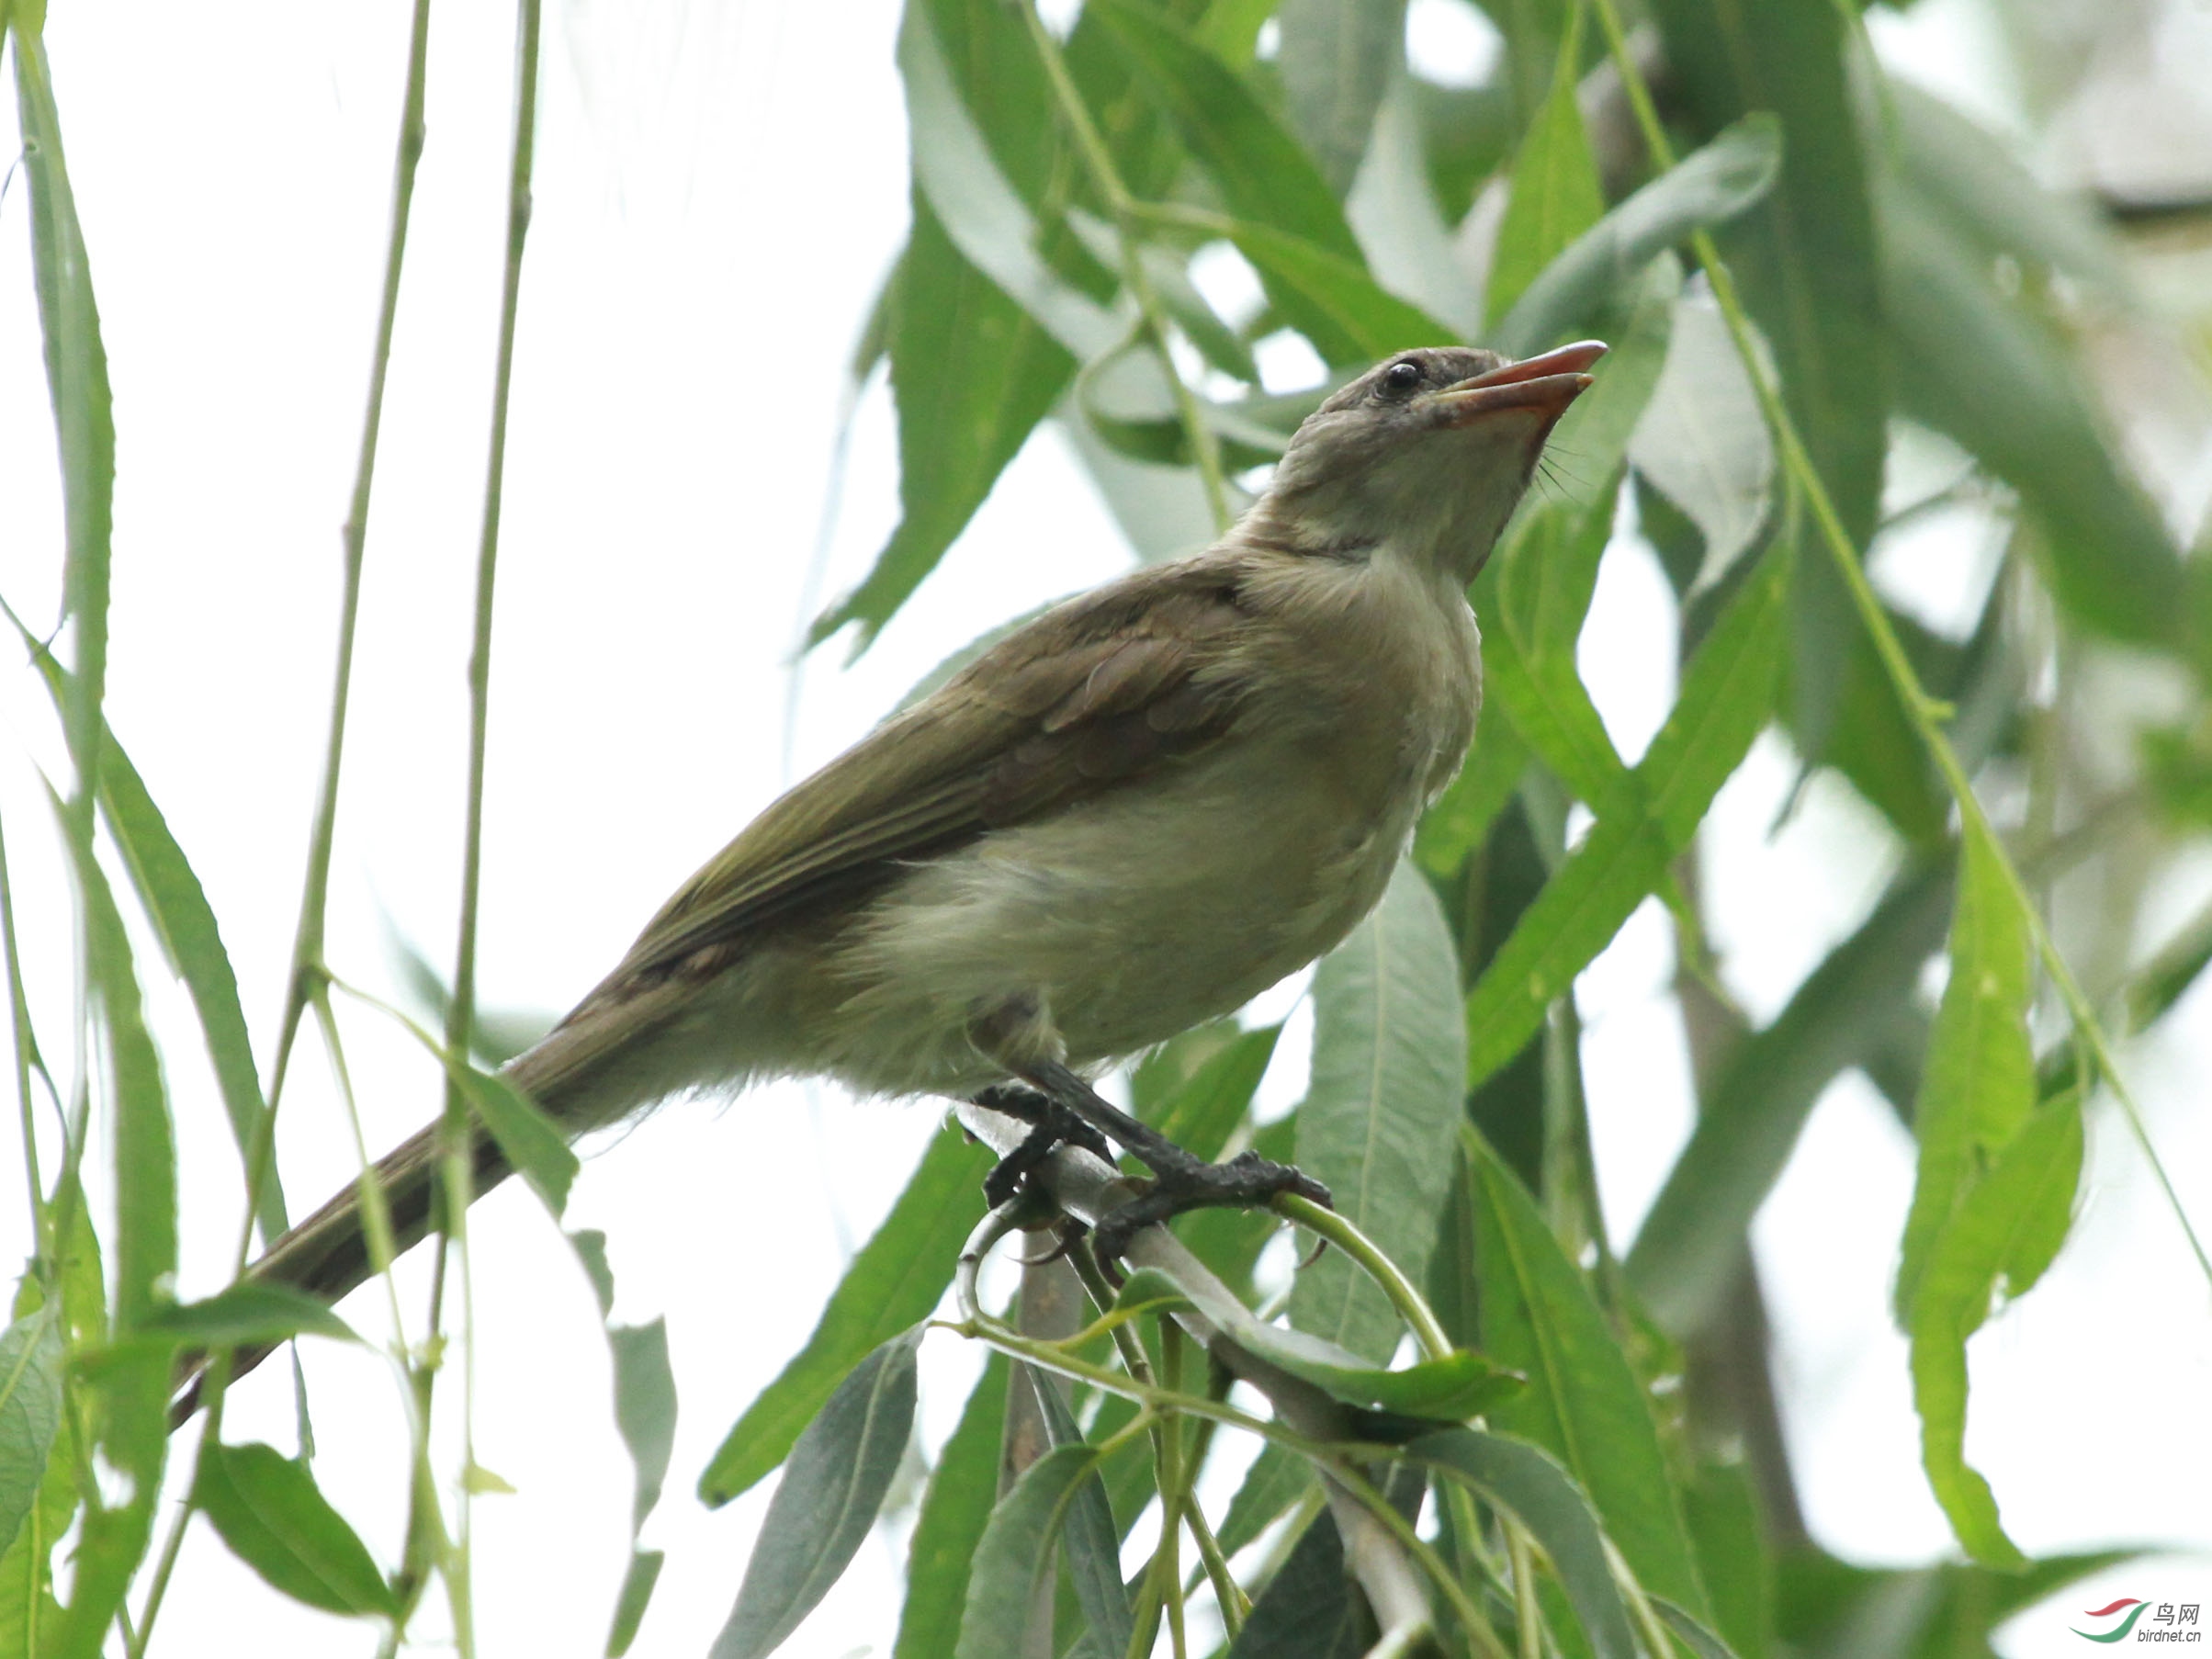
[1382,359,1424,396]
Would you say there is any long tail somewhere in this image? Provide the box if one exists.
[175,974,698,1420]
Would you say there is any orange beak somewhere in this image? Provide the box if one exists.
[1431,339,1608,426]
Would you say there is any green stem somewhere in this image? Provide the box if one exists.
[1274,1194,1455,1360]
[1508,1522,1541,1659]
[1588,0,2212,1292]
[1014,0,1231,531]
[246,0,435,1268]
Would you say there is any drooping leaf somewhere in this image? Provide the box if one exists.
[1276,0,1409,197]
[1895,824,2037,1319]
[191,1442,397,1619]
[1489,115,1782,359]
[1293,861,1472,1362]
[1209,217,1454,366]
[894,1354,1009,1659]
[14,21,117,836]
[712,1328,922,1659]
[1466,1129,1710,1618]
[1347,73,1484,337]
[1487,9,1603,326]
[1909,1092,2081,1573]
[456,1063,578,1217]
[701,1121,990,1505]
[1410,1428,1639,1659]
[602,1310,678,1654]
[1146,1022,1281,1161]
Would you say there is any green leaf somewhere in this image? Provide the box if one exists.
[191,1442,397,1618]
[457,1064,578,1217]
[1089,0,1360,261]
[1627,861,1954,1334]
[0,1311,63,1563]
[1466,1130,1709,1617]
[130,1283,358,1351]
[1349,74,1485,337]
[1225,1507,1364,1658]
[1909,1094,2081,1572]
[1276,0,1408,197]
[1294,861,1471,1362]
[1656,1600,1744,1659]
[894,1354,1009,1659]
[605,1551,666,1658]
[1466,547,1788,1089]
[1880,176,2182,649]
[1490,114,1782,358]
[96,714,285,1240]
[1209,217,1454,366]
[712,1328,922,1659]
[1895,824,2037,1320]
[899,2,1122,360]
[1025,1370,1133,1657]
[701,1121,990,1505]
[14,23,117,833]
[1487,9,1603,326]
[1409,1427,1639,1659]
[1216,1442,1315,1557]
[0,1317,73,1653]
[818,205,1073,649]
[609,1317,676,1533]
[954,1443,1105,1659]
[1628,290,1775,596]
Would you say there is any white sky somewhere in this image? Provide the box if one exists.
[0,0,2206,1654]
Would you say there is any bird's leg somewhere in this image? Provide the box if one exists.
[969,995,1331,1265]
[968,1084,1115,1209]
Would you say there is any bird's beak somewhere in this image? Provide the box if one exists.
[1429,339,1608,427]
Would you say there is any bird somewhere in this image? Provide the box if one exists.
[229,339,1604,1370]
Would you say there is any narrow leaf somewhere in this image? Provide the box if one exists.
[1214,218,1454,365]
[1225,1507,1364,1658]
[0,1312,64,1563]
[1276,0,1409,196]
[1628,290,1775,595]
[457,1065,578,1217]
[1487,10,1603,325]
[701,1121,990,1505]
[1410,1427,1639,1659]
[894,1354,1009,1659]
[1217,1442,1315,1557]
[1491,115,1782,358]
[1026,1371,1133,1657]
[1294,861,1471,1361]
[192,1442,397,1618]
[954,1443,1104,1659]
[712,1327,922,1659]
[1468,1129,1709,1616]
[1464,541,1787,1089]
[132,1283,357,1351]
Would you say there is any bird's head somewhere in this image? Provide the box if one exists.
[1247,341,1607,584]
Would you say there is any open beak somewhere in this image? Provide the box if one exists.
[1430,339,1608,427]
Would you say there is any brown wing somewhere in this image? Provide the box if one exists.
[599,561,1255,988]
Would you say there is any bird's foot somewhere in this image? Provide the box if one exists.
[987,1061,1332,1270]
[1090,1149,1331,1270]
[971,1084,1116,1210]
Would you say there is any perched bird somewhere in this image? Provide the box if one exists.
[235,339,1602,1357]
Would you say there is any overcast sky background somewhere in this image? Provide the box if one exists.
[1,0,2207,1653]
